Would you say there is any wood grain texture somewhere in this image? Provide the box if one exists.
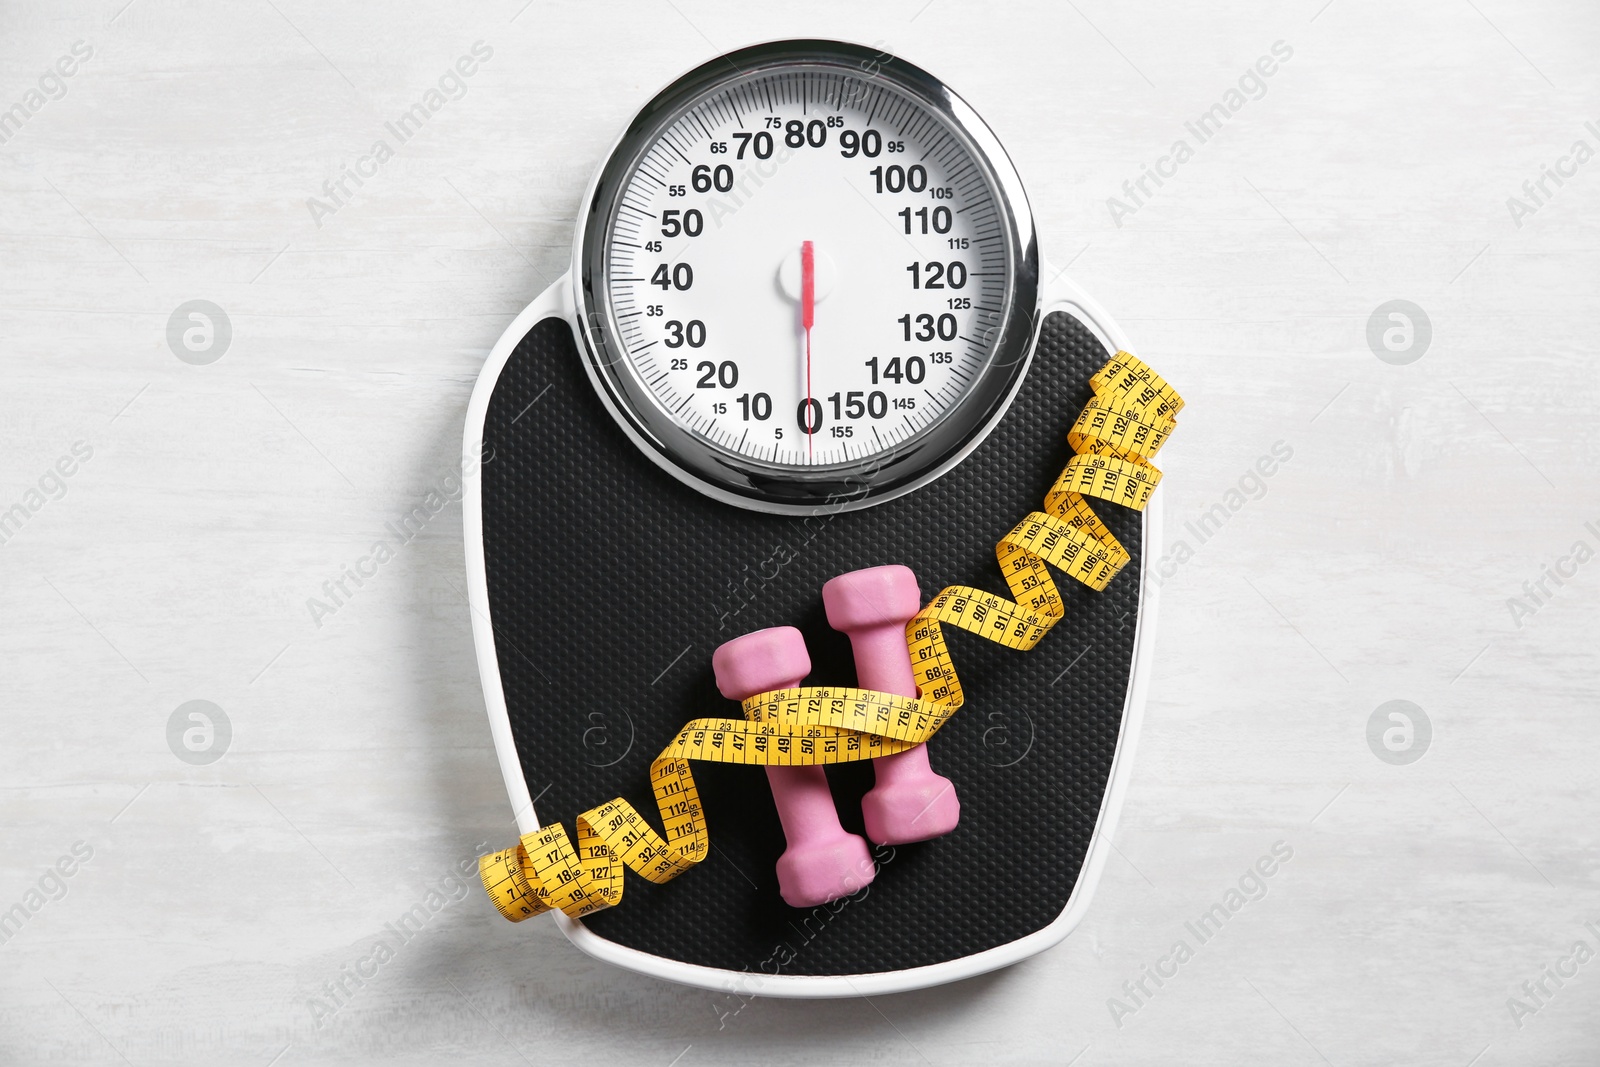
[0,0,1596,1063]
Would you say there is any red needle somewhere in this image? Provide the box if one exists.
[801,240,815,457]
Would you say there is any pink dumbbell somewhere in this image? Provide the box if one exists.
[712,626,875,908]
[823,565,960,845]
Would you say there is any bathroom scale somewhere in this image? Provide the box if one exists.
[462,39,1180,997]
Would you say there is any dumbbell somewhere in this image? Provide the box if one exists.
[823,565,960,845]
[712,626,875,908]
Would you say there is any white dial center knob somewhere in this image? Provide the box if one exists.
[776,244,838,305]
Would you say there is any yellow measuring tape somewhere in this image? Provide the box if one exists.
[479,352,1183,921]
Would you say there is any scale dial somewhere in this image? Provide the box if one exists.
[575,40,1038,513]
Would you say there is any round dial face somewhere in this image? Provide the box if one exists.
[576,41,1038,513]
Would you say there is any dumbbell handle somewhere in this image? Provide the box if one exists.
[847,620,918,696]
[841,621,945,800]
[761,674,840,842]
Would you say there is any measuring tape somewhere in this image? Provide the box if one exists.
[479,352,1182,921]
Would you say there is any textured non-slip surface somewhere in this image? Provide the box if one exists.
[479,311,1141,976]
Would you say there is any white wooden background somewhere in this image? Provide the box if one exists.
[2,1,1597,1063]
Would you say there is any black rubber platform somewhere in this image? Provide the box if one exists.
[479,310,1140,976]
